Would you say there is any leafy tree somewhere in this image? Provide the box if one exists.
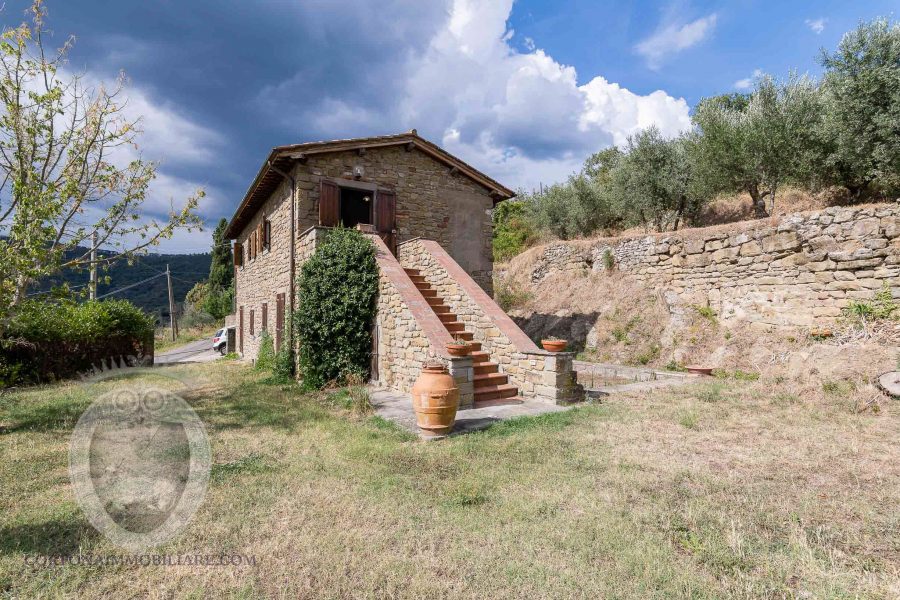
[208,218,233,289]
[492,199,537,262]
[692,74,823,217]
[608,127,706,232]
[0,1,202,318]
[294,228,378,389]
[819,18,900,198]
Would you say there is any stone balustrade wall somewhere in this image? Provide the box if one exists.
[516,204,900,328]
[400,238,583,404]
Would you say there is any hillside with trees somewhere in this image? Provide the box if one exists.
[495,18,900,260]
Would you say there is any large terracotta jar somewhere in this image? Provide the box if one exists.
[411,363,459,436]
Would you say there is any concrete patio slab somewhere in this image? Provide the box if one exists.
[369,388,572,439]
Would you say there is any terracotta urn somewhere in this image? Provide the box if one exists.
[541,339,567,352]
[446,342,471,357]
[411,363,460,436]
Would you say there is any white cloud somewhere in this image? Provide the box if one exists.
[734,68,764,90]
[635,13,718,69]
[255,0,692,192]
[805,18,827,34]
[398,0,691,188]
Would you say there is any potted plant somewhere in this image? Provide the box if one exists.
[446,336,471,357]
[411,360,460,436]
[541,336,568,352]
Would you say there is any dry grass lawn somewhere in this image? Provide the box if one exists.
[1,361,898,598]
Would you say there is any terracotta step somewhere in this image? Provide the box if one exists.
[431,304,451,314]
[470,351,491,363]
[453,331,474,341]
[403,268,420,275]
[468,341,482,351]
[419,289,438,299]
[474,362,497,375]
[425,296,444,306]
[474,384,518,402]
[474,396,524,409]
[445,322,466,333]
[437,312,458,323]
[474,372,508,387]
[408,274,426,283]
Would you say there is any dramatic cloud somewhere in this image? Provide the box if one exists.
[635,12,718,69]
[805,18,827,34]
[262,0,692,191]
[734,68,764,90]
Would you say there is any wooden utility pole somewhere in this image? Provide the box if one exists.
[89,230,98,300]
[166,263,177,342]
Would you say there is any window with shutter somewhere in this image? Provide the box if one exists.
[319,180,340,227]
[264,220,271,251]
[234,242,243,267]
[257,223,264,254]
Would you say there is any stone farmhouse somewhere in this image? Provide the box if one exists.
[225,130,583,408]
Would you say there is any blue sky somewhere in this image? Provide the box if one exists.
[4,0,896,252]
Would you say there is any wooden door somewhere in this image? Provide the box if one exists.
[319,180,340,227]
[375,189,397,254]
[275,293,285,351]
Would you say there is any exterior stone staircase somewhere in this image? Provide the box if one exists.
[404,267,521,407]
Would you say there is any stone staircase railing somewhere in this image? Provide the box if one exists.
[398,238,583,405]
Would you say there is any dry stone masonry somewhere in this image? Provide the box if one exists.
[522,203,900,329]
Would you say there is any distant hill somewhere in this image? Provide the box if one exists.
[34,248,212,322]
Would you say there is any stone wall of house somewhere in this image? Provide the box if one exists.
[400,238,583,404]
[515,203,900,328]
[291,145,496,292]
[233,176,293,360]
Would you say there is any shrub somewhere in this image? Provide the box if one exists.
[602,249,615,271]
[495,278,532,312]
[294,228,378,389]
[1,299,154,386]
[256,330,275,372]
[492,200,538,261]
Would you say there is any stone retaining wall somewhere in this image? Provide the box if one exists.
[400,238,583,404]
[517,203,900,328]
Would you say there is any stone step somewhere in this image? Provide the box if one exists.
[473,362,497,375]
[473,396,524,409]
[474,384,518,402]
[470,351,491,363]
[474,372,508,387]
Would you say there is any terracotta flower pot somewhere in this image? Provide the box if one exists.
[446,343,471,357]
[541,339,567,352]
[411,364,460,436]
[686,366,713,376]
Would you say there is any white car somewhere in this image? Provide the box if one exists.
[212,328,227,354]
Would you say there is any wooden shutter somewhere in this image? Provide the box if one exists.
[262,302,268,332]
[250,309,255,335]
[319,180,340,227]
[257,222,264,254]
[239,306,244,353]
[375,189,397,254]
[264,220,271,250]
[234,242,243,266]
[275,293,285,352]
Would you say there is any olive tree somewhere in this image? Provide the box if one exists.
[608,127,706,232]
[819,18,900,198]
[0,1,202,315]
[691,74,823,217]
